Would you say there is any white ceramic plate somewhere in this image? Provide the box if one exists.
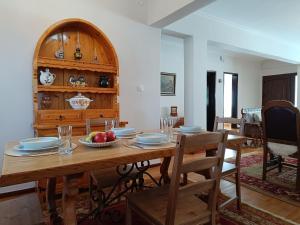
[79,137,120,148]
[133,138,169,146]
[115,131,141,137]
[19,137,59,150]
[14,144,61,151]
[111,128,136,136]
[179,126,203,133]
[136,133,167,144]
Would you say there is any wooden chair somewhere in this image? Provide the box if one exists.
[126,131,228,225]
[262,100,300,191]
[212,116,245,209]
[87,118,141,210]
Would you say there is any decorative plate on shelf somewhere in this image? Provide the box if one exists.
[79,137,120,148]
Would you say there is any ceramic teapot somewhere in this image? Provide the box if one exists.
[39,68,56,86]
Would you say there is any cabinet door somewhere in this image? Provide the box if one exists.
[37,110,83,124]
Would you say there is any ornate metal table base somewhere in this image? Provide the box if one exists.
[86,160,163,223]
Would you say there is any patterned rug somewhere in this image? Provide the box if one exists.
[42,193,296,225]
[225,151,300,207]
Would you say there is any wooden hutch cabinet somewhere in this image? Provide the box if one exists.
[32,18,122,200]
[33,18,120,136]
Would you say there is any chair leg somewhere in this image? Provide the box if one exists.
[126,202,132,225]
[278,156,283,173]
[235,171,241,210]
[89,176,94,212]
[262,148,268,180]
[296,161,300,192]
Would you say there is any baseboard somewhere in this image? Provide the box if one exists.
[0,187,36,199]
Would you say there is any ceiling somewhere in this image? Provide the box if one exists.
[207,41,271,62]
[196,0,300,47]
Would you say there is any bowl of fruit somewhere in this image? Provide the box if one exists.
[79,131,119,148]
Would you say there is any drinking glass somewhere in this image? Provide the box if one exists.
[160,118,168,133]
[168,118,175,141]
[57,125,72,155]
[105,120,110,132]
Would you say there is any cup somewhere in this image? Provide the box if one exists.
[168,118,175,141]
[57,125,72,155]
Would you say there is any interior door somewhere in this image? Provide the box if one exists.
[262,73,296,106]
[207,71,216,131]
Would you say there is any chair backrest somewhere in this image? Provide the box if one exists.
[165,131,228,225]
[86,118,119,134]
[213,116,245,136]
[262,100,300,146]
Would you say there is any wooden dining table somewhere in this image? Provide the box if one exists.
[0,133,246,225]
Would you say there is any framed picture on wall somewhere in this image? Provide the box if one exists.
[161,72,176,96]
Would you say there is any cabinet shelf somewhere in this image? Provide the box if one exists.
[36,57,118,73]
[37,85,117,94]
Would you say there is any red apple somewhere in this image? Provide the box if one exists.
[106,131,116,142]
[93,132,107,143]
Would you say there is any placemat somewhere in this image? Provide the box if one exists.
[5,143,78,157]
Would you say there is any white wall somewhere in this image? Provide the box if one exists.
[207,51,262,118]
[261,60,297,76]
[160,35,184,117]
[0,0,161,192]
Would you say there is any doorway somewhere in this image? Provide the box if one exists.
[207,71,216,131]
[224,72,238,120]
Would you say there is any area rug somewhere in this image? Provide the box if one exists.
[41,193,296,225]
[225,151,300,207]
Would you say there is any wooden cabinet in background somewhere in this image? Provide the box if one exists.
[32,18,125,201]
[33,18,121,136]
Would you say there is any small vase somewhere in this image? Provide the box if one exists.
[99,76,110,88]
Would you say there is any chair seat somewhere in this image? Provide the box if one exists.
[91,166,140,189]
[127,186,211,225]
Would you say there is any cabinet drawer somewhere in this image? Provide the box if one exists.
[37,127,85,137]
[38,111,83,124]
[85,110,117,119]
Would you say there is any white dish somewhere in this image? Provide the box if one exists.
[136,133,167,144]
[179,126,203,133]
[111,127,136,136]
[133,138,169,146]
[79,137,120,148]
[14,144,60,152]
[19,137,59,150]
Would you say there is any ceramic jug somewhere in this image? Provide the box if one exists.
[40,68,56,86]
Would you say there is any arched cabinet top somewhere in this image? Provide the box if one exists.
[33,18,118,71]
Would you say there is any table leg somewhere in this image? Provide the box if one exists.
[47,177,62,225]
[63,173,83,225]
[160,157,171,184]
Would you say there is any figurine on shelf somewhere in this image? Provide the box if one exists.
[99,75,110,88]
[93,46,99,63]
[39,68,56,86]
[69,75,87,87]
[74,31,83,60]
[55,33,64,59]
[78,75,87,87]
[41,95,52,109]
